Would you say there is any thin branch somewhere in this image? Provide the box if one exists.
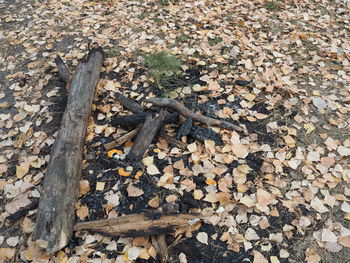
[145,98,243,131]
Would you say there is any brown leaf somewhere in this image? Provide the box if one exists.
[253,251,268,263]
[127,185,144,197]
[257,189,275,206]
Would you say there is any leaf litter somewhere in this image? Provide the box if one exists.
[0,0,350,262]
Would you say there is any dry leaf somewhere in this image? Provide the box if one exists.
[6,236,19,247]
[310,197,329,213]
[196,232,208,245]
[321,229,337,243]
[76,205,89,220]
[257,189,275,206]
[148,196,160,208]
[338,236,350,248]
[16,162,30,178]
[127,185,144,197]
[147,164,160,175]
[253,251,268,263]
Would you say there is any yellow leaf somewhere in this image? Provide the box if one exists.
[16,162,30,178]
[344,213,350,221]
[205,178,217,186]
[57,251,68,263]
[304,123,315,134]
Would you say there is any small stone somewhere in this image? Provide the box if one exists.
[312,97,327,109]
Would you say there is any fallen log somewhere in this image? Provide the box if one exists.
[33,46,104,253]
[145,97,243,131]
[128,110,166,161]
[74,213,201,237]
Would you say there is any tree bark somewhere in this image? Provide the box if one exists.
[33,47,104,254]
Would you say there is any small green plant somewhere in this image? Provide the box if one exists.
[138,12,147,20]
[264,1,280,11]
[145,51,182,89]
[159,0,177,5]
[175,33,189,44]
[154,17,163,23]
[208,37,223,46]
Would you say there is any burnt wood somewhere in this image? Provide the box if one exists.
[128,110,166,161]
[114,92,145,113]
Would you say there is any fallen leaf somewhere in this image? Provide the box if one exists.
[321,229,337,243]
[337,146,350,156]
[16,162,30,178]
[76,205,88,220]
[253,251,268,263]
[196,232,208,245]
[257,189,275,206]
[147,164,160,175]
[338,236,350,248]
[148,196,159,208]
[310,197,329,213]
[6,236,19,247]
[245,228,260,241]
[127,185,144,197]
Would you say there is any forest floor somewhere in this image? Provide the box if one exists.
[0,0,350,263]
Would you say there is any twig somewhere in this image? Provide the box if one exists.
[103,125,143,150]
[163,135,187,150]
[145,98,243,131]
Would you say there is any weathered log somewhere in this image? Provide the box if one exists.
[115,92,145,113]
[33,46,104,253]
[128,110,166,161]
[103,124,143,150]
[145,97,243,131]
[73,213,201,237]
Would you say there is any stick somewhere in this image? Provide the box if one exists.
[163,135,187,150]
[145,98,243,131]
[128,110,166,161]
[111,112,178,128]
[103,125,143,150]
[33,46,104,254]
[115,92,145,113]
[5,199,39,223]
[74,213,202,237]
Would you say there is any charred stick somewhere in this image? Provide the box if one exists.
[145,97,243,131]
[115,92,145,113]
